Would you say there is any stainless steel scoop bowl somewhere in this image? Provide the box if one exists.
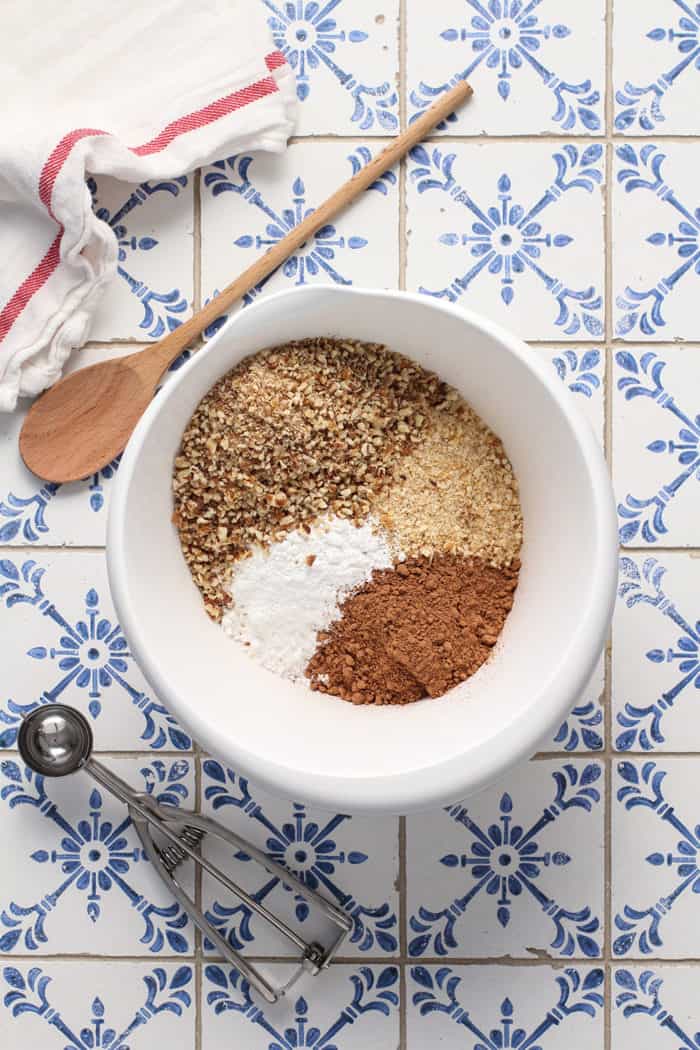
[18,704,351,1003]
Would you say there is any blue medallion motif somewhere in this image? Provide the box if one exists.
[0,559,189,751]
[201,761,398,954]
[616,0,700,131]
[203,147,395,310]
[411,965,604,1046]
[204,964,398,1044]
[409,144,603,334]
[264,0,398,130]
[614,760,700,956]
[615,353,700,544]
[615,145,700,337]
[1,964,192,1048]
[409,764,602,958]
[0,758,191,954]
[410,0,601,131]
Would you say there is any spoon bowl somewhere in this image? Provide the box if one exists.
[19,355,159,483]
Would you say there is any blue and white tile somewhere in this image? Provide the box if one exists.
[550,657,605,753]
[406,141,605,341]
[544,346,605,444]
[0,961,194,1050]
[612,757,700,959]
[614,142,700,341]
[0,552,190,753]
[613,965,700,1049]
[262,0,399,136]
[613,348,700,548]
[0,347,134,547]
[86,173,194,343]
[201,142,399,324]
[199,759,399,958]
[614,554,700,753]
[0,756,195,956]
[201,962,399,1049]
[407,0,605,136]
[614,0,700,136]
[406,759,604,960]
[407,964,604,1049]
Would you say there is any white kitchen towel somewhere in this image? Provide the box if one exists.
[0,0,296,410]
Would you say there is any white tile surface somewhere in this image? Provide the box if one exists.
[201,962,399,1049]
[613,142,700,340]
[406,759,604,959]
[87,174,194,342]
[613,965,700,1049]
[613,348,700,547]
[199,759,399,958]
[614,553,700,753]
[406,141,605,340]
[613,0,700,136]
[0,757,195,955]
[0,551,190,752]
[407,964,604,1049]
[0,961,194,1050]
[612,757,700,959]
[201,141,399,317]
[262,0,400,135]
[407,0,605,136]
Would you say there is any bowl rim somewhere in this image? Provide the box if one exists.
[108,285,617,813]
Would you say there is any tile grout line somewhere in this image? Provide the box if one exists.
[604,1,615,1044]
[193,168,202,315]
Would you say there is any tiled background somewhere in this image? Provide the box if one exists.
[2,1,700,1047]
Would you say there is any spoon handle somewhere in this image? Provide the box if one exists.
[149,78,472,372]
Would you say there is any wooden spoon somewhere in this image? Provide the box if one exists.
[20,79,472,484]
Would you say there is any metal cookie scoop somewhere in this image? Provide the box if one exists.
[18,704,351,1004]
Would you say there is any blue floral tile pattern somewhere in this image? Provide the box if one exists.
[407,965,604,1049]
[406,760,604,959]
[407,0,605,135]
[613,555,700,753]
[613,965,700,1049]
[86,174,193,342]
[201,963,399,1049]
[262,0,399,135]
[612,757,700,958]
[0,553,189,753]
[406,142,605,339]
[199,761,399,958]
[613,349,700,546]
[614,0,700,135]
[613,143,700,340]
[201,142,399,313]
[0,962,194,1050]
[0,758,194,956]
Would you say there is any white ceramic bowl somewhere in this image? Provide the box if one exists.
[108,286,617,814]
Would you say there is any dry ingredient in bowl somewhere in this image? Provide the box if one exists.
[172,338,446,620]
[306,554,520,705]
[221,515,393,679]
[172,337,523,705]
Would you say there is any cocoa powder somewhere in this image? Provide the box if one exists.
[305,554,519,705]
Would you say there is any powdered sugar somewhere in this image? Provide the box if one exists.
[221,516,395,679]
